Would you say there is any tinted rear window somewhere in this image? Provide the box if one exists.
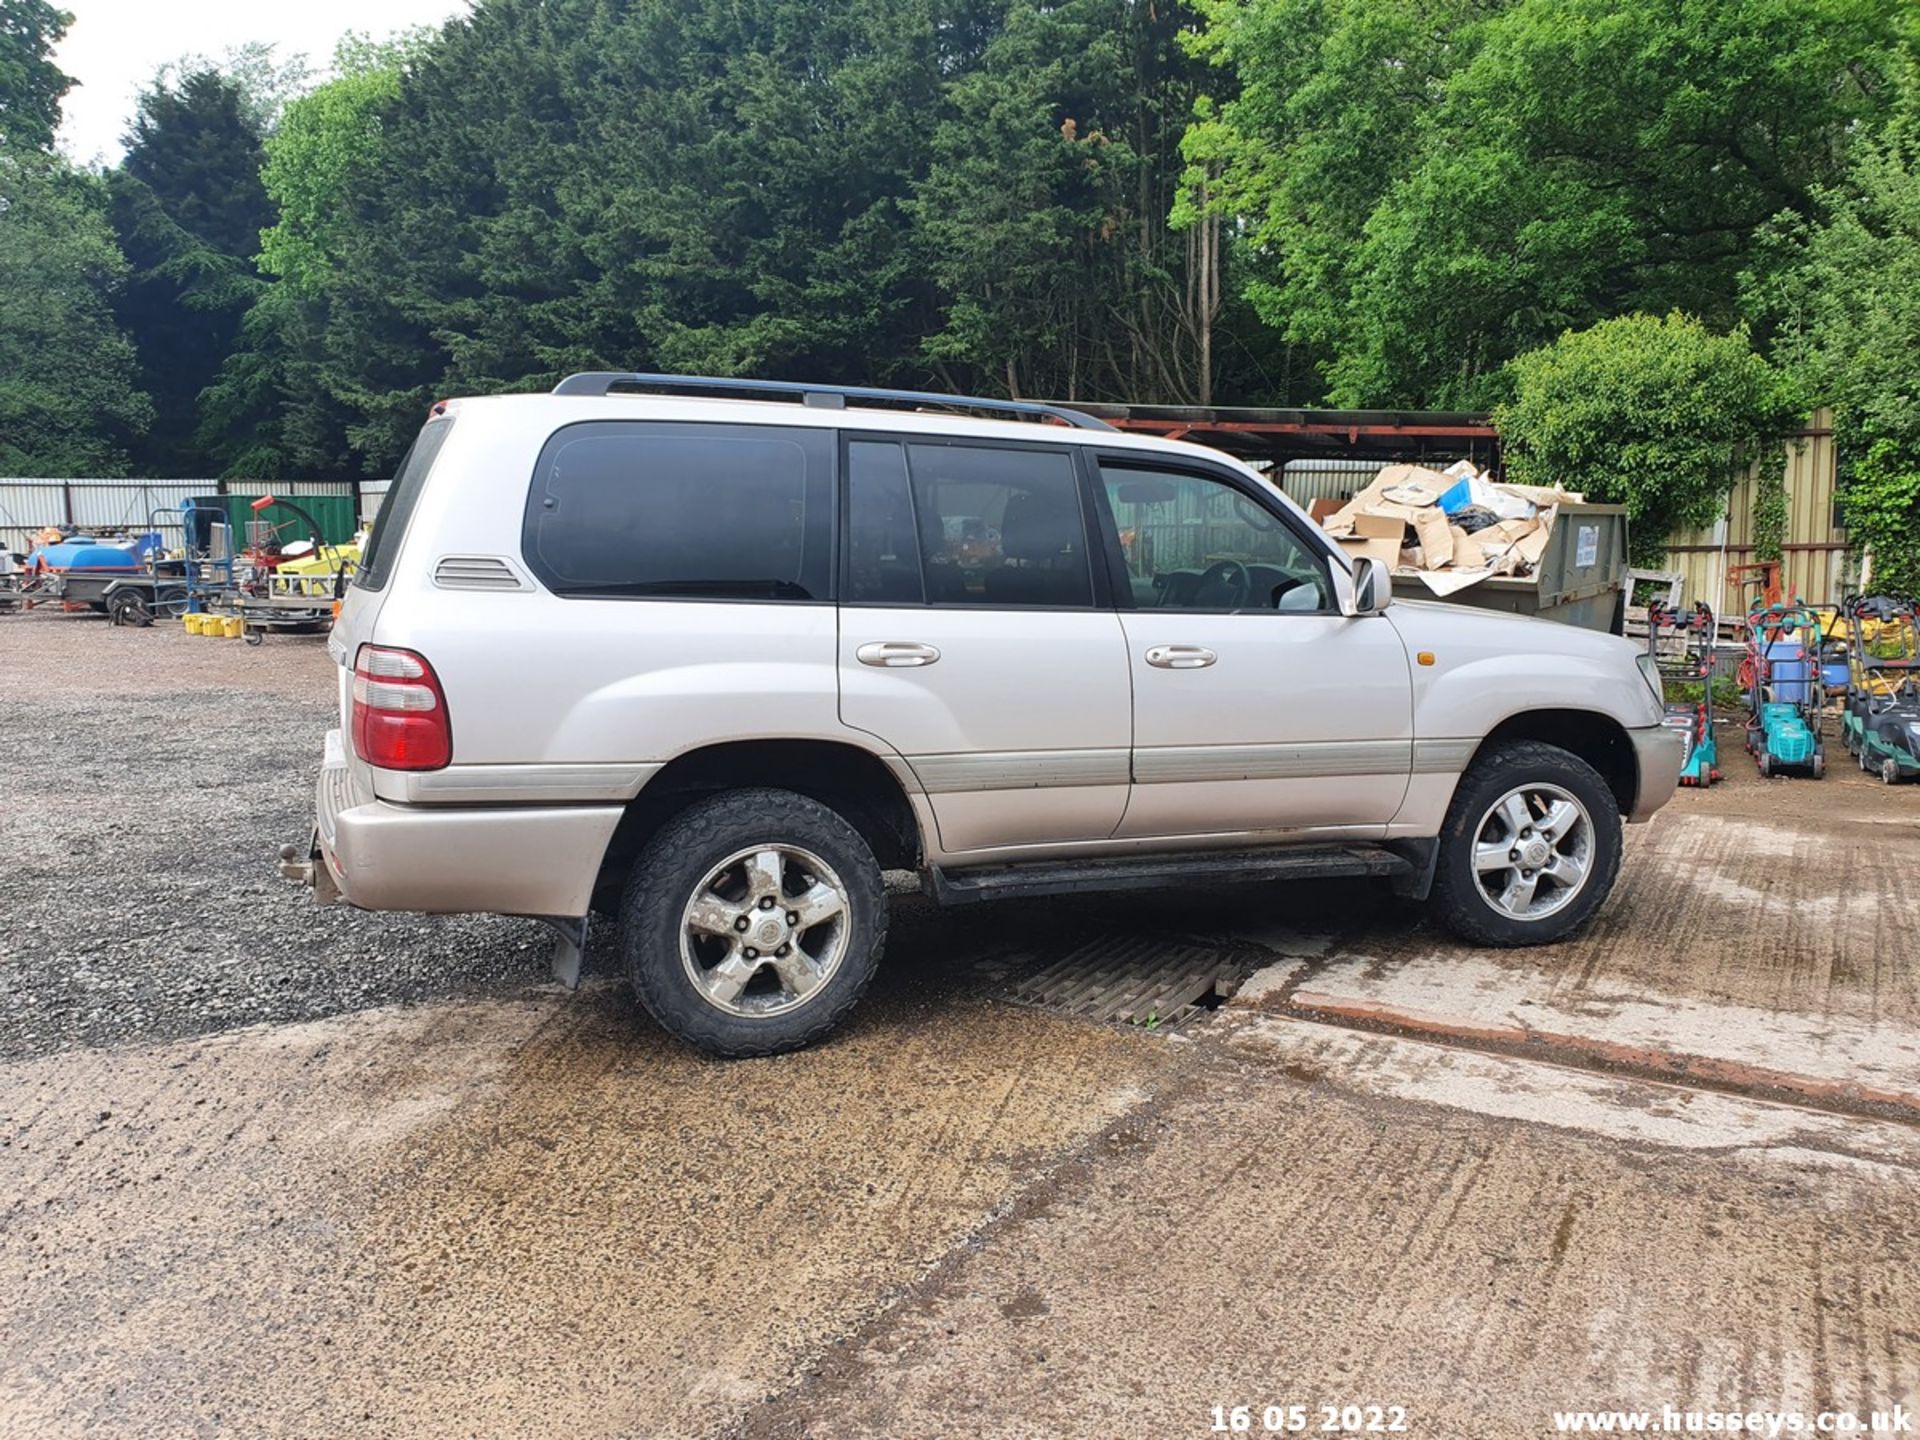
[522,421,834,601]
[355,417,454,592]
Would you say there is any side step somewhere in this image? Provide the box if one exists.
[931,843,1416,906]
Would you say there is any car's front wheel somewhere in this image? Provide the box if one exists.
[1429,741,1623,947]
[620,787,886,1057]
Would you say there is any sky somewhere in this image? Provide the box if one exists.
[54,0,471,164]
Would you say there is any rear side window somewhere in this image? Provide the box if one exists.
[355,416,454,592]
[522,421,833,601]
[906,442,1091,608]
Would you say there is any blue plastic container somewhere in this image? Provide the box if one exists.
[31,532,162,571]
[1765,640,1814,705]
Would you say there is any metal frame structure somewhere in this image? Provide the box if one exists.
[1068,402,1501,468]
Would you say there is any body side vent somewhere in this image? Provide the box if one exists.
[432,555,530,592]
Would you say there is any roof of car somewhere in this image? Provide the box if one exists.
[447,383,1248,469]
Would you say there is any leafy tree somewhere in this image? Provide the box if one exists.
[0,154,151,474]
[199,33,431,478]
[1495,313,1792,562]
[1188,0,1908,407]
[1757,64,1920,593]
[292,0,954,469]
[257,33,425,297]
[914,0,1227,403]
[157,42,311,136]
[1182,0,1484,400]
[108,69,275,475]
[0,0,71,150]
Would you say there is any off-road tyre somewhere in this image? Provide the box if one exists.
[620,787,886,1058]
[1429,740,1624,948]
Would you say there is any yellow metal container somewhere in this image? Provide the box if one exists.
[183,613,204,634]
[221,615,245,639]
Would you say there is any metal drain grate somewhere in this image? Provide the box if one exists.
[1001,937,1260,1034]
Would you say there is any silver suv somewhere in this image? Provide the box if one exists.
[289,373,1681,1056]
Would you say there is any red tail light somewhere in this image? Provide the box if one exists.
[351,645,452,770]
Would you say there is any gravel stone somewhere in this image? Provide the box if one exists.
[0,610,585,1061]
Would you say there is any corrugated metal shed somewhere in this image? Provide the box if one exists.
[1658,410,1851,610]
[1275,459,1387,511]
[0,478,364,553]
[0,479,213,552]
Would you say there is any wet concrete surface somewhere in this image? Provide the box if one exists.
[4,618,1919,1437]
[1,983,1170,1437]
[740,1018,1920,1440]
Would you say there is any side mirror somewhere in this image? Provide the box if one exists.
[1346,556,1393,616]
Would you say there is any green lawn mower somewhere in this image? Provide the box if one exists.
[1742,599,1826,779]
[1646,599,1720,787]
[1840,594,1920,785]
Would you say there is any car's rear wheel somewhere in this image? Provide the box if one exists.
[1430,741,1623,947]
[620,787,886,1057]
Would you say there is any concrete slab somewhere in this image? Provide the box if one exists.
[743,1024,1920,1440]
[0,985,1170,1438]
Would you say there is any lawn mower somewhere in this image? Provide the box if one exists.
[1839,593,1920,785]
[1645,598,1720,787]
[1741,598,1826,778]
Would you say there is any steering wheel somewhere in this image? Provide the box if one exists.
[1193,559,1251,609]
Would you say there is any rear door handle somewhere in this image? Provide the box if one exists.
[1145,644,1217,669]
[856,641,941,668]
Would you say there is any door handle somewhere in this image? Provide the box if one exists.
[1145,644,1217,669]
[856,641,941,668]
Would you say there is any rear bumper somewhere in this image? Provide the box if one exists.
[1627,723,1684,823]
[313,730,622,918]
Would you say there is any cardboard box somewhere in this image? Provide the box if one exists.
[1348,511,1408,542]
[1412,508,1454,567]
[1448,524,1488,570]
[1307,497,1345,525]
[1337,536,1400,571]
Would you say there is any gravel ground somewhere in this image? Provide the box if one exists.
[0,610,574,1061]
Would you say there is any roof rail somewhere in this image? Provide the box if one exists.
[549,372,1116,431]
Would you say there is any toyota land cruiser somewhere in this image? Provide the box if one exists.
[288,373,1682,1056]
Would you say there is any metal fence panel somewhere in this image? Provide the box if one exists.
[223,480,356,498]
[1659,409,1851,611]
[0,481,70,550]
[1276,459,1385,511]
[0,477,364,555]
[359,480,391,528]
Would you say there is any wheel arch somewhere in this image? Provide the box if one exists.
[591,738,924,913]
[1465,709,1638,815]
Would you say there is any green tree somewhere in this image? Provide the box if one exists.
[913,0,1227,403]
[292,0,953,469]
[1188,0,1907,407]
[0,154,151,474]
[108,68,275,475]
[200,33,430,477]
[1496,313,1792,561]
[1758,63,1920,593]
[1182,0,1485,399]
[0,0,72,150]
[257,33,423,297]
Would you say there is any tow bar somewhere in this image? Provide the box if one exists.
[277,834,342,905]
